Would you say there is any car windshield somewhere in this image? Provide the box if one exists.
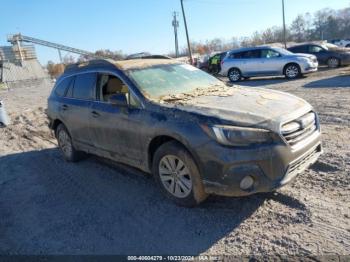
[274,47,293,55]
[127,63,224,100]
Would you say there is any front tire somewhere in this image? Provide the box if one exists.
[284,64,301,79]
[152,141,208,207]
[228,68,242,82]
[56,124,85,162]
[327,57,340,68]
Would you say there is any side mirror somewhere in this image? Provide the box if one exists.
[109,93,128,107]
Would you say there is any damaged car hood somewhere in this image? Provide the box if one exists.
[165,87,311,131]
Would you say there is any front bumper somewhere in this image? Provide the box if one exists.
[194,131,322,197]
[301,62,318,74]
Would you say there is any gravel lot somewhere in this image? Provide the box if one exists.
[0,67,349,256]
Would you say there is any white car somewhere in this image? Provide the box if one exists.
[0,99,9,127]
[330,39,350,48]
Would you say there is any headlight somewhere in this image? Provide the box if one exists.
[298,57,312,64]
[202,125,273,146]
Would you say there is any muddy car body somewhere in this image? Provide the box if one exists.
[47,59,322,206]
[0,99,10,127]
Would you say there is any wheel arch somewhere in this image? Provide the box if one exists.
[283,62,301,75]
[147,135,201,174]
[227,67,242,77]
[51,119,68,137]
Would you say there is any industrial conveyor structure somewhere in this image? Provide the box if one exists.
[7,33,109,62]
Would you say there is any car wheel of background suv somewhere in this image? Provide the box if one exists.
[56,124,85,162]
[284,63,301,79]
[228,68,242,82]
[327,57,340,68]
[152,141,208,207]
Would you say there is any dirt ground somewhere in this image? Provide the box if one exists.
[0,67,349,256]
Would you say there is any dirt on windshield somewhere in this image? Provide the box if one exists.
[158,84,236,105]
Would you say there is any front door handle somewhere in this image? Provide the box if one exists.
[91,111,100,118]
[61,104,68,111]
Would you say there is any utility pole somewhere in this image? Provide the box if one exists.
[180,0,193,64]
[282,0,287,48]
[172,12,179,58]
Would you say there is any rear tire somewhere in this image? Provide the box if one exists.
[284,63,301,79]
[56,124,85,162]
[228,68,242,82]
[152,141,208,207]
[327,57,340,68]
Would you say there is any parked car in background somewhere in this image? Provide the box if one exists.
[196,52,228,74]
[288,43,350,68]
[0,99,9,127]
[220,46,318,82]
[330,39,350,48]
[47,59,322,206]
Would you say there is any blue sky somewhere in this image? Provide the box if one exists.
[1,0,349,64]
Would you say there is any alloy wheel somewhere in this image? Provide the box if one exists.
[229,69,241,82]
[328,58,339,68]
[158,155,192,198]
[286,65,299,78]
[58,129,73,157]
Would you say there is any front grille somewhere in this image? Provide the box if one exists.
[287,145,321,176]
[281,111,318,146]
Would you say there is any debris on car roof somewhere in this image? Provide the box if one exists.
[114,59,179,70]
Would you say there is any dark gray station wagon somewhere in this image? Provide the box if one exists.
[47,59,322,206]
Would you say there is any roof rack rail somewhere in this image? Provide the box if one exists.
[64,59,116,73]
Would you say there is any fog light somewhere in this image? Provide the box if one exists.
[240,175,254,190]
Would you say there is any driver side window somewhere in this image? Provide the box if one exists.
[97,73,140,107]
[261,49,280,58]
[309,45,323,53]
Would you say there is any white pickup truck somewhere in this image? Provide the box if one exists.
[330,39,350,48]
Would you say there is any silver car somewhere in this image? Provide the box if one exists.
[220,47,318,82]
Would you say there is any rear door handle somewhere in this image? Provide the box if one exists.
[91,111,100,118]
[61,104,68,111]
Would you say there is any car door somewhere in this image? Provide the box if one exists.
[89,72,145,166]
[59,72,96,147]
[307,45,327,64]
[259,49,283,75]
[239,50,262,76]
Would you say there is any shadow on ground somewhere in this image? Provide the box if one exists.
[303,75,350,88]
[0,149,304,255]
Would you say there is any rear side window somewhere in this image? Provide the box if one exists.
[72,73,97,100]
[289,46,306,53]
[241,50,261,59]
[55,77,73,97]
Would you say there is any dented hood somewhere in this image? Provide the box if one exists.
[175,87,312,130]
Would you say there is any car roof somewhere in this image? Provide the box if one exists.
[64,58,180,74]
[229,46,275,53]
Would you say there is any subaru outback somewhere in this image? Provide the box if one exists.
[47,59,322,207]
